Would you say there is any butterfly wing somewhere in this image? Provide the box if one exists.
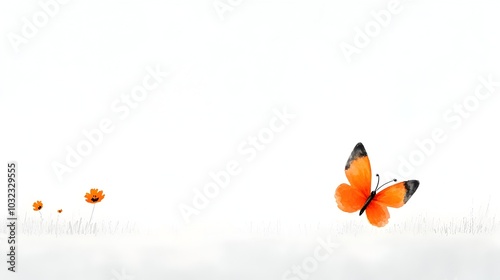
[366,180,420,227]
[374,180,419,208]
[344,143,372,197]
[335,143,372,213]
[366,201,390,227]
[335,183,367,212]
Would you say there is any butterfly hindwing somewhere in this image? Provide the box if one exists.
[335,143,372,213]
[335,183,367,213]
[366,201,390,227]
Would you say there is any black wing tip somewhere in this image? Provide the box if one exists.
[403,180,419,204]
[345,142,368,170]
[354,142,366,153]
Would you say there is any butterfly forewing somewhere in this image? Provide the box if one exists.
[344,142,372,197]
[374,180,420,207]
[335,143,372,213]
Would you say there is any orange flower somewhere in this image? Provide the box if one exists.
[33,201,43,211]
[57,209,63,213]
[84,188,105,204]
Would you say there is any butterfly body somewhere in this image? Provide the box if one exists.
[359,191,376,216]
[335,142,419,227]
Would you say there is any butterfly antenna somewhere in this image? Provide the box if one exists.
[374,174,380,190]
[375,178,397,192]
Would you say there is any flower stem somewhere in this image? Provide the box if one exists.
[56,215,59,237]
[89,204,96,225]
[39,211,43,235]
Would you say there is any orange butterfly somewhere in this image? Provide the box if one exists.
[335,142,419,227]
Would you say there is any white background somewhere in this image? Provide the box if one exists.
[1,0,500,279]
